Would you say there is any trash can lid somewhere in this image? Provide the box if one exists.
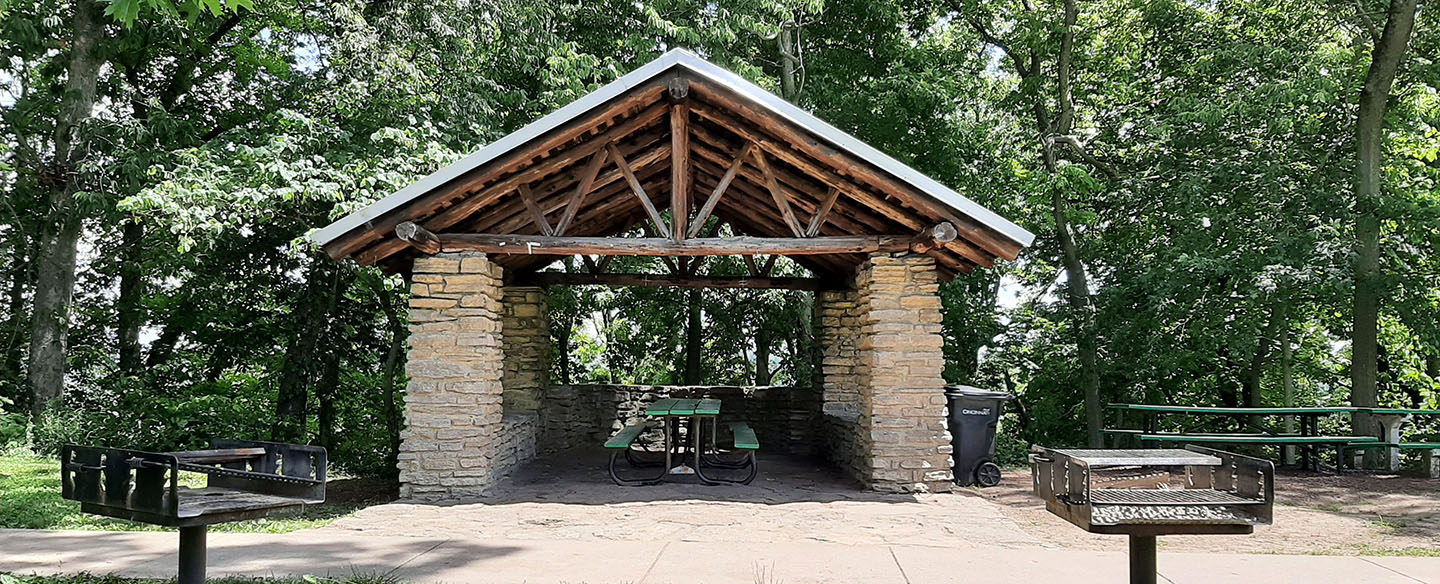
[944,385,1014,399]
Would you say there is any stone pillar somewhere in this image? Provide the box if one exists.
[399,252,505,500]
[817,289,868,482]
[856,253,952,493]
[502,286,549,413]
[817,289,862,416]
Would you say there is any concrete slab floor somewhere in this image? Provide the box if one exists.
[5,529,1440,584]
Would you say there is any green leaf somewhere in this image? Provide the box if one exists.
[104,0,142,26]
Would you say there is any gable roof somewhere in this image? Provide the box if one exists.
[311,49,1034,279]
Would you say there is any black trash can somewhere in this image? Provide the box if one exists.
[945,385,1014,487]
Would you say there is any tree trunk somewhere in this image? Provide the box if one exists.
[778,26,799,102]
[1242,302,1284,430]
[556,325,572,385]
[2,242,31,401]
[755,325,772,386]
[1043,0,1104,448]
[1352,0,1419,454]
[117,220,144,375]
[316,349,340,451]
[1281,309,1296,465]
[27,0,106,418]
[272,263,339,442]
[684,288,702,384]
[372,275,406,478]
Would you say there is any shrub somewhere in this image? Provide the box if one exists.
[0,396,27,449]
[29,405,96,456]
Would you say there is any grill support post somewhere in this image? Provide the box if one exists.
[179,525,207,584]
[1128,535,1156,584]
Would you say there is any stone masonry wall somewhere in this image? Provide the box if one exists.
[856,253,952,493]
[539,384,820,455]
[502,286,549,414]
[399,252,511,501]
[816,289,868,483]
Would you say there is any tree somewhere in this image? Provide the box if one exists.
[1351,0,1420,447]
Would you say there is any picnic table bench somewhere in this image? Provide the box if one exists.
[605,398,758,486]
[1108,404,1440,473]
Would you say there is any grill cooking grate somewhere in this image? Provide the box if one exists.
[1089,488,1263,506]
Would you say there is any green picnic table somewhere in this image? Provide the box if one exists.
[606,398,757,485]
[1108,404,1380,471]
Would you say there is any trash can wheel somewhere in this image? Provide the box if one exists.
[974,461,1002,487]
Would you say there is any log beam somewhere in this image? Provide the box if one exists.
[515,271,843,291]
[392,222,958,257]
[670,103,690,240]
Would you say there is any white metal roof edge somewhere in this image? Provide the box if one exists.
[669,54,1035,247]
[308,50,690,246]
[311,48,1035,250]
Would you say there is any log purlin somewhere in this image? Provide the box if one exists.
[332,91,671,262]
[687,80,1018,262]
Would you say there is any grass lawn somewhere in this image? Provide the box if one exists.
[0,451,394,534]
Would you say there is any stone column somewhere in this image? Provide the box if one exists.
[399,252,505,500]
[856,253,952,493]
[817,288,868,482]
[502,286,549,413]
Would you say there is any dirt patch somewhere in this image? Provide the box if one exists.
[978,469,1440,555]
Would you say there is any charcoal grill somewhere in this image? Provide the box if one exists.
[61,440,326,584]
[1030,445,1273,584]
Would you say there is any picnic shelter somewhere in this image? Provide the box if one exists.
[309,49,1034,500]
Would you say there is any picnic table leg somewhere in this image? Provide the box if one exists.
[1373,414,1408,472]
[663,416,672,476]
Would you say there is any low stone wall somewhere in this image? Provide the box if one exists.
[822,412,868,485]
[539,384,821,455]
[497,414,539,472]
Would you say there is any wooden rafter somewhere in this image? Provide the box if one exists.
[750,149,805,237]
[670,103,690,241]
[688,83,1022,260]
[555,149,609,236]
[608,143,671,238]
[328,94,669,260]
[806,186,841,237]
[760,254,779,276]
[688,142,755,238]
[688,106,995,267]
[518,183,554,236]
[352,117,671,266]
[743,255,760,276]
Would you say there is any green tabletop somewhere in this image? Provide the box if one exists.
[1137,434,1381,444]
[646,398,679,416]
[1363,408,1440,416]
[696,399,722,415]
[669,399,699,416]
[1110,404,1357,415]
[645,398,721,417]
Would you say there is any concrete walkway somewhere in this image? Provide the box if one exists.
[4,529,1438,584]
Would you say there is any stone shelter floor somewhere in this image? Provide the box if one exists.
[7,453,1440,583]
[320,452,1041,548]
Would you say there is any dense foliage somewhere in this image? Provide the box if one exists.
[0,0,1436,473]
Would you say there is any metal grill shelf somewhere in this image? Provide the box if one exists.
[1089,489,1265,506]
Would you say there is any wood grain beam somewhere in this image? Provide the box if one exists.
[515,271,843,290]
[608,143,670,238]
[687,99,1005,265]
[327,87,669,260]
[412,232,951,256]
[670,104,690,240]
[555,149,609,236]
